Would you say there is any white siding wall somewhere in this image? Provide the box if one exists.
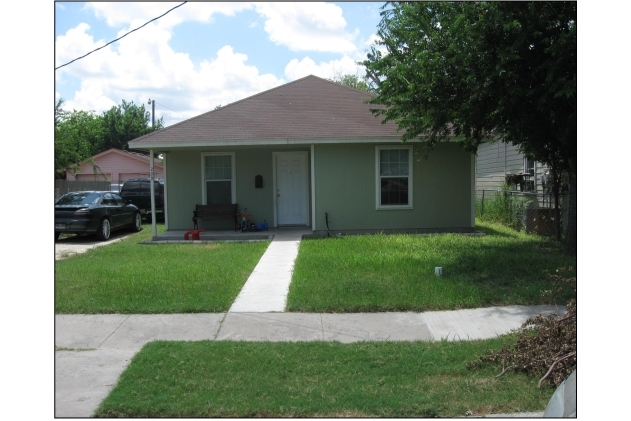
[476,141,548,192]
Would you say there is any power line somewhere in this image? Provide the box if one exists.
[55,2,187,70]
[154,101,193,119]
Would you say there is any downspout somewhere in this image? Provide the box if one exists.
[150,149,157,238]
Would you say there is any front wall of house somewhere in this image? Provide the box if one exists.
[164,143,472,231]
[314,142,474,231]
[165,146,311,230]
[165,150,203,229]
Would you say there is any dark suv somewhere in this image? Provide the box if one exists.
[119,178,164,218]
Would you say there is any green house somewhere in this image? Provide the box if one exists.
[128,75,475,235]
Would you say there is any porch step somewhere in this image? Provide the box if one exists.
[228,231,303,313]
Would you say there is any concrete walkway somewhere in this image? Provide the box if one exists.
[228,230,302,312]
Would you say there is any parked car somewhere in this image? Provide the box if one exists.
[119,178,164,219]
[55,191,142,241]
[110,183,124,193]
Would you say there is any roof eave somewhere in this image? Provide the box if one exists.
[127,136,427,150]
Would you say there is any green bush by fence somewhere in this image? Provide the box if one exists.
[476,185,565,236]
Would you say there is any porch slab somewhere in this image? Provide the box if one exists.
[149,226,311,242]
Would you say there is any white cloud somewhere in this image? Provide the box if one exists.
[254,3,358,53]
[364,33,388,57]
[365,34,381,48]
[86,2,254,29]
[55,2,375,126]
[55,22,284,125]
[86,2,361,54]
[284,55,364,81]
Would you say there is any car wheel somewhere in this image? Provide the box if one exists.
[95,218,111,241]
[131,212,142,232]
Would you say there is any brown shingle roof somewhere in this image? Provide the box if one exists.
[129,75,400,147]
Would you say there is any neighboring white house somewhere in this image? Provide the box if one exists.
[476,140,548,192]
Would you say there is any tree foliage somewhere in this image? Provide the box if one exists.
[329,71,375,93]
[55,100,103,177]
[362,1,576,250]
[54,99,165,176]
[99,100,164,152]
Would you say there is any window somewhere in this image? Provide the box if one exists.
[102,193,116,206]
[376,146,413,209]
[203,153,235,204]
[523,156,535,191]
[524,157,535,177]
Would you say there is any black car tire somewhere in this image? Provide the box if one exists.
[131,212,142,232]
[95,218,111,241]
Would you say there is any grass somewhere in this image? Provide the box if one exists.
[287,220,576,312]
[55,224,270,314]
[94,337,554,418]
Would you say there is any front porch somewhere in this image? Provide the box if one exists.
[149,226,313,242]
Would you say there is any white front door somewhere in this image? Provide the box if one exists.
[275,152,308,226]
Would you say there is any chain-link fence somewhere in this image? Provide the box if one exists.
[476,189,568,238]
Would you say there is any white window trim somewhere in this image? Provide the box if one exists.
[375,145,413,210]
[201,152,236,204]
[523,156,537,191]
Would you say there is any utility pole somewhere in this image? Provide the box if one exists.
[148,99,155,129]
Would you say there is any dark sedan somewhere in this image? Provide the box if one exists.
[55,191,142,241]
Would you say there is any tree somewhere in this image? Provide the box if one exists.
[98,100,164,152]
[362,2,576,251]
[329,71,375,93]
[54,99,103,177]
[54,98,167,178]
[55,98,67,128]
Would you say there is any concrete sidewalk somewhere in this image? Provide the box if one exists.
[55,305,563,417]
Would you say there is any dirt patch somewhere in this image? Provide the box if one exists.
[55,232,132,260]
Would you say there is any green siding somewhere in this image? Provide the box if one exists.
[165,150,204,229]
[165,146,310,230]
[313,143,473,231]
[164,143,472,231]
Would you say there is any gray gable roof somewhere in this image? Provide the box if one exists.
[129,75,401,148]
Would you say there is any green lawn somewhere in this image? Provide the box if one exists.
[55,225,270,314]
[287,220,576,312]
[94,337,553,418]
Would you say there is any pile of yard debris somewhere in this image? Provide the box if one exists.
[469,268,576,387]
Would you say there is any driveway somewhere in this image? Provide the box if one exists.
[55,230,137,260]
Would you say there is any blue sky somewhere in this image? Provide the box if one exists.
[55,2,386,126]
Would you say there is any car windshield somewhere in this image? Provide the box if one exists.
[56,192,102,205]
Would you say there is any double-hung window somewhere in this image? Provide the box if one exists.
[202,153,235,204]
[376,146,413,209]
[523,156,536,191]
